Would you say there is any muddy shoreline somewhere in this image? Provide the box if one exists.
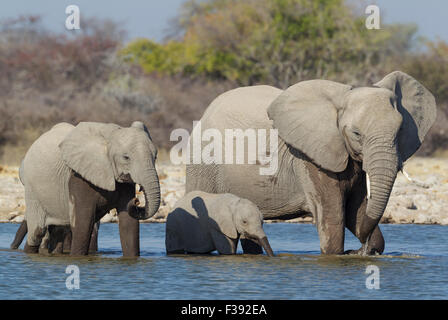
[1,157,447,225]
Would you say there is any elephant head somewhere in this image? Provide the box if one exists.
[268,71,436,246]
[59,121,161,220]
[209,195,274,256]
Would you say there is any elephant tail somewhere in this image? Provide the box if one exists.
[19,160,25,186]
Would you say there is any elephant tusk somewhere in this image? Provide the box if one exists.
[401,169,413,183]
[366,173,371,199]
[400,168,430,188]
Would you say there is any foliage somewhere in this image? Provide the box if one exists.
[0,16,231,163]
[1,2,448,162]
[121,0,418,88]
[120,39,185,75]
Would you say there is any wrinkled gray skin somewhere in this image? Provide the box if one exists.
[186,71,437,255]
[166,191,274,256]
[11,165,100,254]
[21,121,160,256]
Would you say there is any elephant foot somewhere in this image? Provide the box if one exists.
[51,243,64,255]
[344,246,381,256]
[240,238,263,254]
[39,247,51,255]
[23,243,39,253]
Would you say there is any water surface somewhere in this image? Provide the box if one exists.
[0,223,447,299]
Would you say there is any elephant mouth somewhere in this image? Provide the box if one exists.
[127,197,146,220]
[118,173,133,183]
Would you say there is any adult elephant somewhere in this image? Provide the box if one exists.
[186,71,437,255]
[21,121,160,256]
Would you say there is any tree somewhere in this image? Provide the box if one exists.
[122,0,419,88]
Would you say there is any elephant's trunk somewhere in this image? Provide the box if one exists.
[131,168,161,220]
[360,140,399,244]
[258,236,275,257]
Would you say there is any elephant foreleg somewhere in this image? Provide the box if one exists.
[315,203,345,255]
[304,165,345,255]
[70,206,95,256]
[211,229,237,255]
[118,208,140,257]
[88,221,100,253]
[240,238,263,254]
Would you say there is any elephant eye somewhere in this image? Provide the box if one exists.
[352,129,361,140]
[122,155,130,161]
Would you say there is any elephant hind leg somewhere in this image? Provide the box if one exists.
[24,224,47,253]
[24,200,48,253]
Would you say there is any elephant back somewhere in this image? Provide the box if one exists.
[200,85,283,132]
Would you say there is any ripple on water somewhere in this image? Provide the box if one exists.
[0,223,446,299]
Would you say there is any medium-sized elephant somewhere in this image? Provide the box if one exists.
[21,121,161,257]
[166,191,274,256]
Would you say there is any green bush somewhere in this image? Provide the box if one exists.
[121,0,419,88]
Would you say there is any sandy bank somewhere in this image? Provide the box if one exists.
[1,157,447,225]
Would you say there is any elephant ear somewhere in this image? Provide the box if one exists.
[131,121,152,140]
[374,71,437,162]
[267,80,352,172]
[210,195,239,239]
[59,122,121,191]
[193,194,238,239]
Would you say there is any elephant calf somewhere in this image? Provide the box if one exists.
[10,219,99,255]
[166,191,274,256]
